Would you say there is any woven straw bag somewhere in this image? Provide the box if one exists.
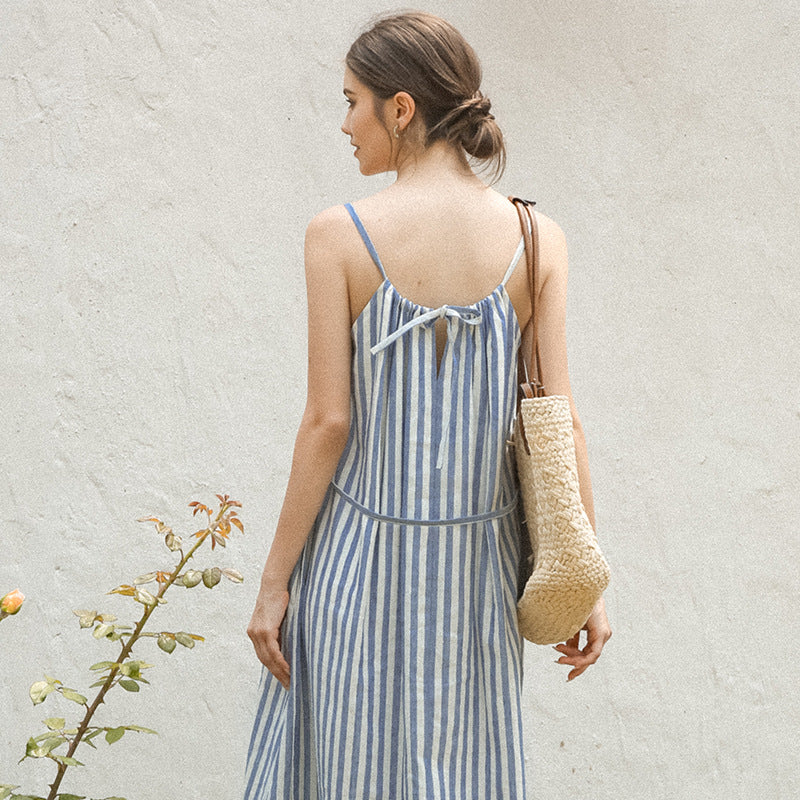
[509,196,611,646]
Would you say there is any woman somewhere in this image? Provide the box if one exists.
[244,10,611,798]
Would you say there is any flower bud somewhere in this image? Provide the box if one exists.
[1,588,24,615]
[157,633,177,653]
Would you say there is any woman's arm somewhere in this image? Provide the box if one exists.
[247,207,354,685]
[533,214,612,680]
[535,217,596,530]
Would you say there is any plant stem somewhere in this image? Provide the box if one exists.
[45,504,229,800]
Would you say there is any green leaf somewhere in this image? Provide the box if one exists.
[56,794,86,800]
[89,679,108,688]
[165,532,182,551]
[133,588,157,607]
[89,661,116,672]
[29,681,54,706]
[118,679,139,692]
[157,633,176,653]
[122,724,157,734]
[51,755,83,766]
[133,571,157,585]
[60,688,87,705]
[202,567,221,588]
[118,659,153,679]
[43,717,65,730]
[45,737,66,753]
[174,632,195,649]
[0,786,19,800]
[181,570,203,587]
[9,795,47,800]
[83,729,101,748]
[30,736,66,756]
[92,623,113,639]
[119,662,139,679]
[25,735,63,758]
[93,796,128,800]
[33,730,66,743]
[105,727,125,744]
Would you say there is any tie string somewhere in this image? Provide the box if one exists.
[370,304,483,355]
[369,304,483,470]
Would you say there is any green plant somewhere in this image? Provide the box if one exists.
[1,494,244,800]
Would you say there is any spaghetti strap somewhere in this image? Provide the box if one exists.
[500,235,526,286]
[344,203,388,281]
[346,201,524,290]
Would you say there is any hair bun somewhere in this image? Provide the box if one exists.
[461,91,494,122]
[447,90,502,164]
[428,90,494,140]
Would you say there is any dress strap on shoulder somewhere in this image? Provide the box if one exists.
[500,235,526,286]
[344,203,388,281]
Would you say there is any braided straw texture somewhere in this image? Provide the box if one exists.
[514,394,610,645]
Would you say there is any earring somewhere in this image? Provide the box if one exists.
[393,124,400,139]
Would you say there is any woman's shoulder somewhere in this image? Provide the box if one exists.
[501,197,569,289]
[303,203,363,263]
[303,192,568,274]
[528,205,566,250]
[504,194,563,238]
[487,188,569,250]
[305,203,354,238]
[532,209,568,276]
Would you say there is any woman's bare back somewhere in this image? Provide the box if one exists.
[343,185,554,368]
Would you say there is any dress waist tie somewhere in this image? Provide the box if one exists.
[330,480,518,527]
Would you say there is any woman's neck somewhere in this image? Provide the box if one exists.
[393,139,485,191]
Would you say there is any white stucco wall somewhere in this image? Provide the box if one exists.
[2,1,798,798]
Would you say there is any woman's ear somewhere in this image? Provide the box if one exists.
[390,91,416,133]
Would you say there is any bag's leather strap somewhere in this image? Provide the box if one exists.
[508,196,544,399]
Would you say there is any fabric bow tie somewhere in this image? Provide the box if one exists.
[370,304,483,469]
[370,304,483,355]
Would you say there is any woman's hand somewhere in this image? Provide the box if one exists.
[247,583,291,690]
[552,595,612,681]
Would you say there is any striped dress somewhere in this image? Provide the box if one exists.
[244,202,529,799]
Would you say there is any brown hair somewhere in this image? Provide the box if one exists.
[346,10,506,182]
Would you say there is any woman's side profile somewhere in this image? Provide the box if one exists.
[244,10,611,798]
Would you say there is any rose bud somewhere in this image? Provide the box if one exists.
[0,589,24,616]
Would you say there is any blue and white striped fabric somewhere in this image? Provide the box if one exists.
[243,202,529,799]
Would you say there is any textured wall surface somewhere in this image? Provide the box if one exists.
[2,1,798,798]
